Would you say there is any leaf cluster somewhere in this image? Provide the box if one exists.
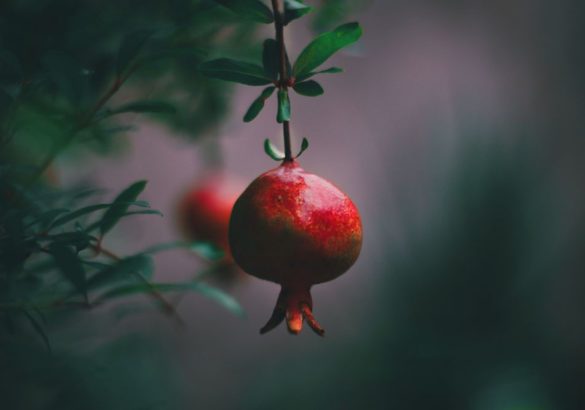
[200,16,362,124]
[0,171,240,350]
[0,0,261,169]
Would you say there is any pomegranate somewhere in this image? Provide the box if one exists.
[229,160,362,335]
[177,174,243,261]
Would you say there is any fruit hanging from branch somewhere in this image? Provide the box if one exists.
[229,160,362,335]
[201,0,363,335]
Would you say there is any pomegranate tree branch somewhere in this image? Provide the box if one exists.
[270,0,293,161]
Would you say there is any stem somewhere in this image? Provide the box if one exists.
[271,0,293,162]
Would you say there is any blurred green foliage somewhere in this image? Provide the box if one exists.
[0,0,263,349]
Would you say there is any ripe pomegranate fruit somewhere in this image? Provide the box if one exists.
[229,160,362,335]
[177,174,243,261]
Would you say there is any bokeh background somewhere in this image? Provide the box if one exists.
[2,0,585,409]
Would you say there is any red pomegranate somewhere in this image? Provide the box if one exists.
[177,174,243,260]
[229,160,362,335]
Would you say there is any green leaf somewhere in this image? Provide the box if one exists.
[262,39,279,80]
[140,240,223,260]
[23,310,52,352]
[108,100,176,115]
[86,254,153,291]
[243,86,275,122]
[213,0,274,24]
[295,66,342,82]
[95,281,244,316]
[293,22,362,77]
[99,180,148,237]
[264,139,285,161]
[199,58,272,86]
[190,242,225,260]
[276,89,291,123]
[121,209,164,217]
[284,0,313,25]
[50,204,111,228]
[50,201,151,229]
[293,80,324,96]
[296,137,309,158]
[117,29,154,76]
[49,243,87,299]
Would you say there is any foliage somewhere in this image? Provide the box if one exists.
[0,169,238,349]
[200,19,361,123]
[0,0,367,376]
[0,0,275,348]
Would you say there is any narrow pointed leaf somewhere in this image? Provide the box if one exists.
[86,254,152,291]
[50,201,151,229]
[295,66,343,82]
[99,180,147,237]
[293,80,324,96]
[120,209,163,217]
[262,39,279,80]
[296,137,310,158]
[213,0,274,24]
[199,58,272,86]
[243,86,275,122]
[51,204,111,228]
[95,282,243,316]
[140,241,222,260]
[277,89,291,123]
[293,22,362,77]
[284,0,313,25]
[264,139,285,161]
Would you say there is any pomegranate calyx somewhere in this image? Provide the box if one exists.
[260,286,325,336]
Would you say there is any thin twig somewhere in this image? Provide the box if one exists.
[92,243,186,326]
[270,0,293,161]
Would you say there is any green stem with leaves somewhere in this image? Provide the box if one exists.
[270,0,293,161]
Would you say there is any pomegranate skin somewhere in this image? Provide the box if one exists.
[229,161,362,335]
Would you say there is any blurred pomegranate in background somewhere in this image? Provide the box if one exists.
[177,173,244,264]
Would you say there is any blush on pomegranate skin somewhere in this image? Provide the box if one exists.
[229,160,363,335]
